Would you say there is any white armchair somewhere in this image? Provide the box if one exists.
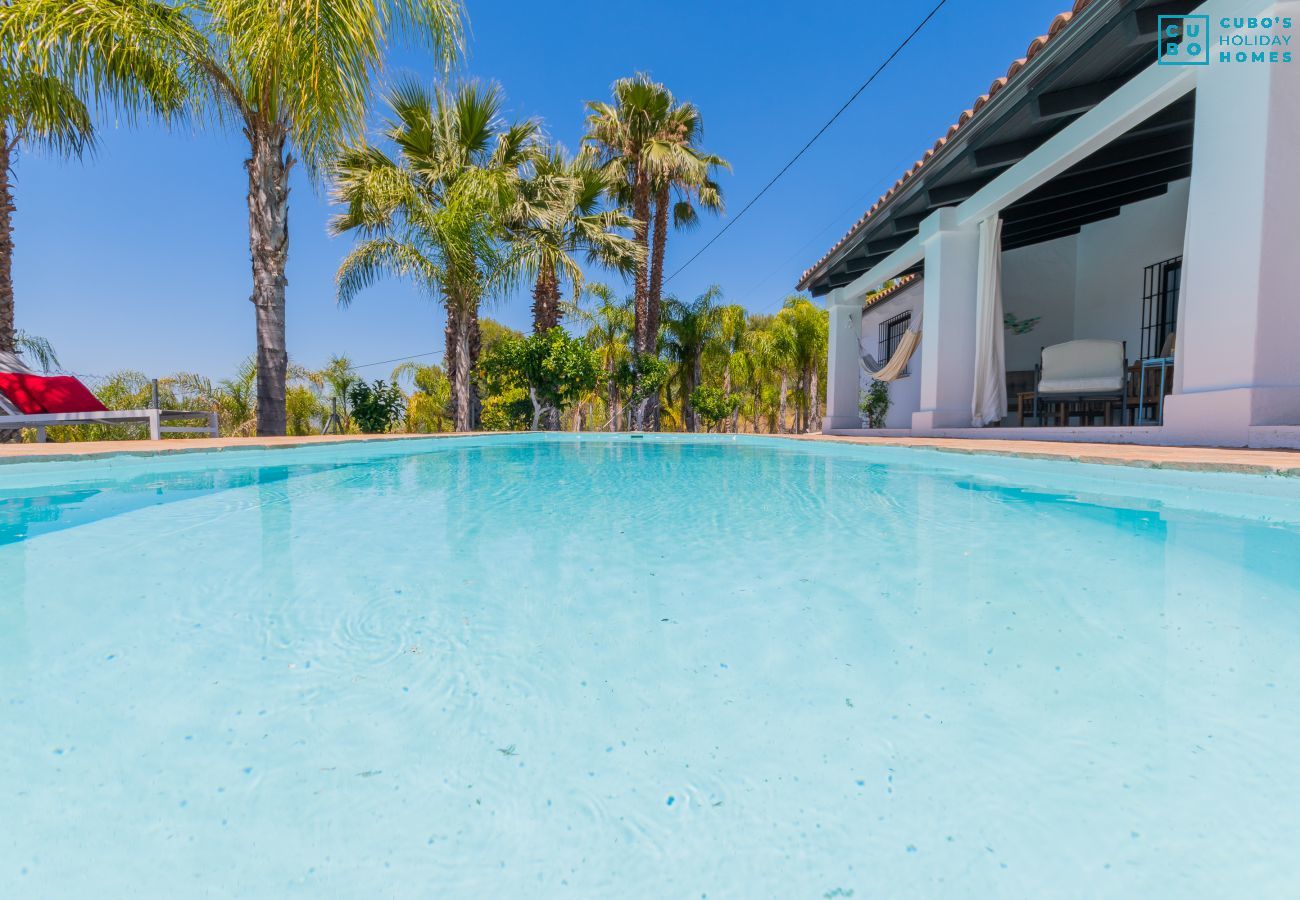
[1032,339,1128,426]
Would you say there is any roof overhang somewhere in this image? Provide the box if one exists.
[799,0,1205,296]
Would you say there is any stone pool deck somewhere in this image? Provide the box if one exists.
[0,431,1297,476]
[786,434,1300,476]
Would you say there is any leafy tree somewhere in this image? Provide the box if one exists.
[689,385,731,433]
[479,327,600,430]
[619,353,669,432]
[348,379,406,433]
[480,386,531,431]
[332,80,535,432]
[12,0,464,435]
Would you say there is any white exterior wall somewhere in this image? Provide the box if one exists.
[1001,235,1078,373]
[860,280,924,428]
[1073,179,1191,359]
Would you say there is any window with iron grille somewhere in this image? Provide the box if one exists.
[879,312,912,375]
[1141,256,1181,360]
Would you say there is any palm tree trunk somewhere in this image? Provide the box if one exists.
[0,129,16,444]
[607,363,619,432]
[450,302,474,432]
[809,366,821,433]
[631,168,652,354]
[0,126,15,356]
[648,184,669,340]
[722,366,735,434]
[778,374,788,434]
[246,122,291,436]
[531,264,561,333]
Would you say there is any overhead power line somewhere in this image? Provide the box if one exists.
[349,350,441,371]
[664,0,953,287]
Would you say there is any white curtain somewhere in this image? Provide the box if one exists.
[971,215,1005,426]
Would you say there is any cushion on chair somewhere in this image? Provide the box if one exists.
[0,372,50,413]
[0,373,109,414]
[38,376,109,413]
[1038,375,1125,394]
[1040,340,1125,390]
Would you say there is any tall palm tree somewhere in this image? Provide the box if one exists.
[0,2,190,356]
[565,282,633,431]
[583,74,672,359]
[510,145,639,334]
[332,80,536,432]
[14,0,464,435]
[660,285,722,433]
[645,102,727,338]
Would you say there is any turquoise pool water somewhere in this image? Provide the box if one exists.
[2,434,1299,898]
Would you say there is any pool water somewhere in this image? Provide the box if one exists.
[2,435,1299,897]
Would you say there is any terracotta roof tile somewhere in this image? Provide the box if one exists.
[862,273,921,310]
[799,0,1095,289]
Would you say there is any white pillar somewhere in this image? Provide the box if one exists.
[912,208,981,431]
[823,287,863,431]
[1163,5,1300,444]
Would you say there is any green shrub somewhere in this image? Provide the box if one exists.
[859,380,891,429]
[347,379,406,433]
[689,385,732,432]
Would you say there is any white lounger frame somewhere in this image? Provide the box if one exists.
[1,408,219,441]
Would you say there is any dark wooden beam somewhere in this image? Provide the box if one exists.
[866,233,914,255]
[926,169,1009,207]
[1034,76,1129,119]
[998,205,1123,240]
[1003,226,1082,251]
[892,211,930,233]
[1019,154,1191,207]
[1004,182,1170,227]
[1061,131,1192,178]
[972,134,1052,172]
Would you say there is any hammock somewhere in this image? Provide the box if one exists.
[860,314,922,383]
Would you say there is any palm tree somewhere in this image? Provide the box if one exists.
[510,145,639,334]
[332,80,536,432]
[660,285,722,433]
[565,282,633,431]
[714,304,748,433]
[392,361,452,432]
[772,296,829,434]
[318,354,357,429]
[0,3,190,356]
[583,74,672,359]
[14,0,464,435]
[645,102,727,336]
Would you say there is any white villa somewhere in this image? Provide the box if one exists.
[806,0,1298,448]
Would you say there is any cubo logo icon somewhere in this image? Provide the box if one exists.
[1158,15,1211,65]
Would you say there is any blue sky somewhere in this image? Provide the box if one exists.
[13,0,1069,380]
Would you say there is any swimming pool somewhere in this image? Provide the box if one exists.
[2,434,1298,897]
